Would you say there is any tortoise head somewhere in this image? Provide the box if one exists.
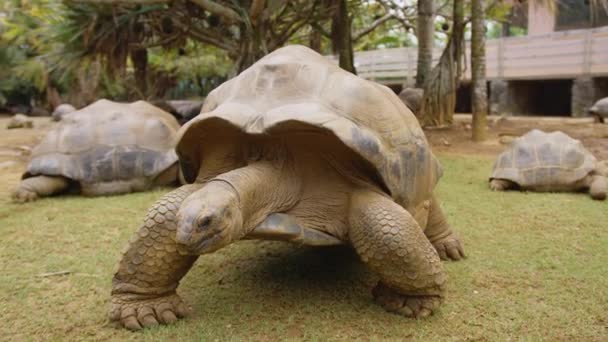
[176,182,243,254]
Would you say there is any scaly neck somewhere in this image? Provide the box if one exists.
[210,158,302,234]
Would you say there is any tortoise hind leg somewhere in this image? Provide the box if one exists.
[348,189,446,318]
[12,175,69,202]
[423,196,465,261]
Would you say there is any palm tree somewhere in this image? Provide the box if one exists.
[54,3,170,98]
[471,0,487,141]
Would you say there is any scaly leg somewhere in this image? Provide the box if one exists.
[423,196,465,261]
[12,175,69,202]
[348,189,446,318]
[489,178,513,191]
[110,184,202,330]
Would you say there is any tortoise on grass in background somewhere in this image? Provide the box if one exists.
[6,114,33,129]
[398,87,423,116]
[109,45,465,331]
[51,103,76,121]
[490,129,607,200]
[12,99,181,202]
[589,97,608,123]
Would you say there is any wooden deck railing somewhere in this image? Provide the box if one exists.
[345,26,608,85]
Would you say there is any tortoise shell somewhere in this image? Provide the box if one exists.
[589,97,608,119]
[491,129,596,188]
[51,103,76,121]
[176,45,442,210]
[24,99,180,184]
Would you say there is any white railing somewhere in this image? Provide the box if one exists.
[347,26,608,84]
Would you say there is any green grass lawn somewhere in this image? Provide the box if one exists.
[1,154,606,341]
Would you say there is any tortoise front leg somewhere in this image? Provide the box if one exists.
[110,184,202,330]
[489,178,514,191]
[348,189,446,318]
[12,175,69,202]
[423,196,465,261]
[588,175,607,200]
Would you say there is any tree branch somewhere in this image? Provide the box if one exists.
[72,0,166,3]
[353,13,394,41]
[273,1,320,47]
[173,20,238,52]
[249,0,266,24]
[189,0,242,24]
[71,0,243,26]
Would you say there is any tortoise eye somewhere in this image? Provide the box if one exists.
[197,216,213,230]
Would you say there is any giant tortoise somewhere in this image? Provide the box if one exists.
[110,45,465,330]
[12,99,181,202]
[398,87,423,116]
[51,103,77,121]
[490,129,607,200]
[589,97,608,123]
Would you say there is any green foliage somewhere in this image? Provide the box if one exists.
[0,0,57,106]
[0,0,234,105]
[148,43,232,99]
[54,2,171,71]
[352,1,414,50]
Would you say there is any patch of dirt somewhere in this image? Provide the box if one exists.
[426,115,608,160]
[0,116,56,194]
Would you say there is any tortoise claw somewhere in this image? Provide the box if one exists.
[110,292,190,331]
[432,236,465,261]
[12,188,38,203]
[372,282,442,318]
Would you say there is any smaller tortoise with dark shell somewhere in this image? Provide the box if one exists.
[12,99,181,202]
[490,129,607,200]
[110,45,464,330]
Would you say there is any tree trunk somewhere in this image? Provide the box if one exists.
[453,0,464,79]
[331,0,356,74]
[235,20,269,73]
[131,48,148,97]
[419,0,464,127]
[309,26,322,52]
[415,0,435,88]
[45,86,62,109]
[501,22,510,37]
[471,0,487,141]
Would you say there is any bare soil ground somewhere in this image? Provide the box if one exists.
[0,116,56,194]
[426,114,608,160]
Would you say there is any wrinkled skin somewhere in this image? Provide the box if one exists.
[110,145,464,330]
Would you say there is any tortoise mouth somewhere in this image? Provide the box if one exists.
[187,228,225,254]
